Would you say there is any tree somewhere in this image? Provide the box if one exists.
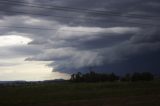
[70,71,154,82]
[70,74,75,81]
[141,72,154,81]
[121,73,131,81]
[131,72,142,81]
[110,73,119,81]
[131,72,154,81]
[75,72,82,82]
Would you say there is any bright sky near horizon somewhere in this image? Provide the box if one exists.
[0,35,69,81]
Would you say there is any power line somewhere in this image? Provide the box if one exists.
[0,0,160,20]
[1,9,160,27]
[0,0,159,30]
[0,9,106,21]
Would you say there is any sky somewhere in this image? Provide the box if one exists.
[0,0,160,81]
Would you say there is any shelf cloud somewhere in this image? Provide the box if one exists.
[0,0,160,77]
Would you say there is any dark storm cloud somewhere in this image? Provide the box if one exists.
[1,0,159,26]
[0,0,160,74]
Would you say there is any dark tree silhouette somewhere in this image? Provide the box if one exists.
[121,73,131,81]
[70,74,75,81]
[140,72,154,81]
[131,72,154,81]
[70,71,154,82]
[70,71,119,82]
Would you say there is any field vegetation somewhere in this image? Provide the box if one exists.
[0,80,160,106]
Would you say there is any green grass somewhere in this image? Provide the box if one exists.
[0,81,160,106]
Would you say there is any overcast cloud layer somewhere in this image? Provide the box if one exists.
[0,0,160,76]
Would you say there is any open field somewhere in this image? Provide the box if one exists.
[0,81,160,106]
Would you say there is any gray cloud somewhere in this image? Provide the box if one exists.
[0,62,18,67]
[0,45,42,59]
[26,27,160,73]
[0,0,160,74]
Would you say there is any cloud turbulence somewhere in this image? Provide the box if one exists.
[0,0,160,78]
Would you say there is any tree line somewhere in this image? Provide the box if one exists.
[70,71,154,82]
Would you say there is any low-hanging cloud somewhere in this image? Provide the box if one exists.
[0,0,160,74]
[26,26,160,73]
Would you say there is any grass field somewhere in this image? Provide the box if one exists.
[0,81,160,106]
